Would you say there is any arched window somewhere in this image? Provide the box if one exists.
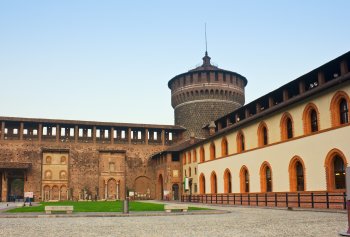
[340,99,349,124]
[281,113,294,140]
[221,137,228,157]
[183,153,186,165]
[325,149,347,191]
[287,118,293,139]
[223,169,232,193]
[192,149,197,163]
[334,156,345,189]
[330,91,350,127]
[260,162,272,192]
[187,151,191,164]
[210,172,217,194]
[237,131,245,153]
[289,156,305,192]
[310,110,318,132]
[258,122,268,147]
[200,146,205,163]
[199,173,206,194]
[189,167,192,177]
[240,166,249,193]
[210,143,216,160]
[303,103,320,134]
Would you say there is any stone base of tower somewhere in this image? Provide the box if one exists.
[175,100,241,139]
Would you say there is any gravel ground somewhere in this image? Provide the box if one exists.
[0,203,347,237]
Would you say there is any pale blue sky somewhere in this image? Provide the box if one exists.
[0,1,349,125]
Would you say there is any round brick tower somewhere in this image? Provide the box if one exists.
[168,52,247,138]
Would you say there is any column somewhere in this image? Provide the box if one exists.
[1,172,7,202]
[161,129,165,146]
[116,182,119,200]
[93,126,96,144]
[111,127,114,144]
[318,71,325,85]
[56,125,60,142]
[104,181,108,199]
[49,187,52,200]
[145,129,148,145]
[58,188,61,201]
[128,128,131,144]
[38,124,42,143]
[1,122,5,140]
[256,103,261,113]
[74,125,78,143]
[19,122,24,140]
[340,60,348,75]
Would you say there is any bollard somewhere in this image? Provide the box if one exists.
[339,167,350,236]
[123,198,129,214]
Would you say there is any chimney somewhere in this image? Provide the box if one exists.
[208,121,216,136]
[190,132,195,144]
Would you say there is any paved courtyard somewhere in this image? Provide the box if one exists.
[0,203,347,237]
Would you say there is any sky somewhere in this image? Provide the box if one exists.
[0,1,349,125]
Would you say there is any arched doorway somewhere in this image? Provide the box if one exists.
[223,169,232,193]
[107,178,117,199]
[134,176,152,199]
[199,173,206,194]
[7,170,25,201]
[52,186,59,200]
[43,185,50,201]
[60,185,68,201]
[172,184,179,200]
[158,174,164,200]
[210,172,217,194]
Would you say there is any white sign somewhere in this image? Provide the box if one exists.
[184,177,189,190]
[24,192,33,198]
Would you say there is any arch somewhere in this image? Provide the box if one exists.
[324,148,348,191]
[192,149,197,163]
[221,137,228,157]
[199,173,206,194]
[260,161,273,192]
[223,168,232,193]
[59,170,67,180]
[44,170,52,180]
[280,112,294,140]
[236,130,245,153]
[43,185,50,201]
[172,184,180,200]
[240,166,249,193]
[210,171,217,194]
[52,185,59,200]
[157,174,164,200]
[183,153,186,165]
[210,142,216,160]
[60,185,67,201]
[107,178,117,199]
[257,121,269,147]
[134,176,152,199]
[302,103,320,134]
[187,151,192,164]
[200,146,205,163]
[289,156,306,192]
[45,156,52,164]
[330,91,350,127]
[189,167,192,177]
[60,156,67,164]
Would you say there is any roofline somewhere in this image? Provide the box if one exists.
[0,116,186,130]
[181,71,350,152]
[168,69,248,89]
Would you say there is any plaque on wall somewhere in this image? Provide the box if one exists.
[173,170,179,178]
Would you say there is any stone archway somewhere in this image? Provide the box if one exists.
[52,186,59,200]
[60,185,68,201]
[134,176,152,199]
[107,178,117,199]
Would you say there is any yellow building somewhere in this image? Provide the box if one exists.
[179,51,349,208]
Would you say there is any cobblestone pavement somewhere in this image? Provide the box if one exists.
[0,203,347,237]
